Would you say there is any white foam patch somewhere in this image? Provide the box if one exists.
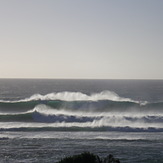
[23,91,139,102]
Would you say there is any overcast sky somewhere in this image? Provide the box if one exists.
[0,0,163,79]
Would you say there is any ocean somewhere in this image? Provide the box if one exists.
[0,79,163,163]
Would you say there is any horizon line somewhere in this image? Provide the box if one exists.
[0,78,162,80]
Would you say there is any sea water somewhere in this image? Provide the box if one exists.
[0,79,163,163]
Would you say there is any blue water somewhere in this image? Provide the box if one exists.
[0,79,163,162]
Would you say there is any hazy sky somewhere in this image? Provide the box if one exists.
[0,0,163,79]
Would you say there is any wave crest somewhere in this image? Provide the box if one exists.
[22,91,139,103]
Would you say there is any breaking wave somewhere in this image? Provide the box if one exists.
[0,91,163,132]
[0,91,139,103]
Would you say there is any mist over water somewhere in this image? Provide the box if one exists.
[0,89,163,132]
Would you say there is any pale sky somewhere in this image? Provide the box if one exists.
[0,0,163,79]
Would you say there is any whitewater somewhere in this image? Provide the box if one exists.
[0,91,163,132]
[0,79,163,162]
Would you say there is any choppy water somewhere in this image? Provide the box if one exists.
[0,132,163,163]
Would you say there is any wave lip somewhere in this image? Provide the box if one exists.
[0,91,140,103]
